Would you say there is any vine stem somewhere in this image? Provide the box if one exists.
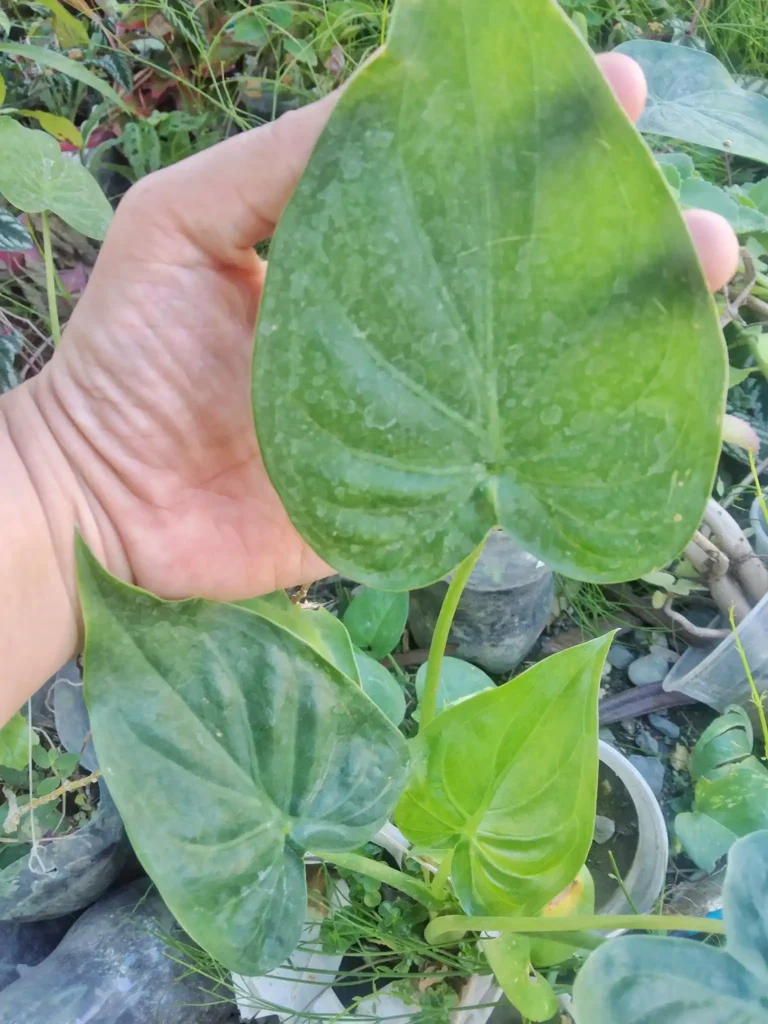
[419,538,487,731]
[313,851,444,910]
[41,210,61,346]
[425,913,726,946]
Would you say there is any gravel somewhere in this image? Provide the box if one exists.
[607,643,635,670]
[628,653,671,687]
[648,713,681,740]
[628,754,666,799]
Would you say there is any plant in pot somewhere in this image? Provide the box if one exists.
[70,0,733,1020]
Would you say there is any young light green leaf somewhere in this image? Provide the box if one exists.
[253,0,725,591]
[77,540,408,976]
[395,635,610,916]
[342,588,408,660]
[414,656,494,714]
[0,44,130,113]
[573,935,767,1023]
[354,649,406,726]
[0,207,33,252]
[35,0,90,49]
[0,118,112,239]
[617,41,768,163]
[482,934,558,1023]
[0,713,28,771]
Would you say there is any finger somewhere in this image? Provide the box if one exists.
[684,209,740,293]
[596,52,648,123]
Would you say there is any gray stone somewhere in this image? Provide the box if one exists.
[601,661,612,681]
[628,653,671,687]
[593,815,616,845]
[648,713,681,740]
[636,729,661,755]
[620,718,637,737]
[628,754,666,799]
[607,643,635,670]
[650,644,680,664]
[599,727,617,746]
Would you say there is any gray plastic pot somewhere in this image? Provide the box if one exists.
[408,529,554,676]
[0,780,129,923]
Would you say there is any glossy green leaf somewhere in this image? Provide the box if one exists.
[482,934,558,1023]
[414,657,494,715]
[573,832,768,1023]
[0,713,28,771]
[395,635,610,916]
[573,935,767,1023]
[342,588,408,660]
[0,207,33,252]
[0,118,112,239]
[236,592,360,684]
[618,40,768,163]
[0,44,130,113]
[676,760,768,873]
[76,540,408,975]
[253,0,725,591]
[354,649,406,726]
[691,705,753,782]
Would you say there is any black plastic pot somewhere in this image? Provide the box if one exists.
[0,880,233,1023]
[0,780,129,923]
[408,529,554,675]
[0,916,75,993]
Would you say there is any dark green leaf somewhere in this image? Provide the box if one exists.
[77,539,408,976]
[53,751,80,777]
[0,118,112,239]
[0,207,33,251]
[96,51,134,93]
[395,636,610,916]
[35,776,61,797]
[414,656,494,714]
[283,37,318,67]
[121,121,162,180]
[482,934,558,1023]
[31,745,50,769]
[691,706,753,781]
[573,935,767,1023]
[342,589,408,660]
[354,650,406,726]
[0,44,130,113]
[617,41,768,163]
[0,713,28,771]
[0,327,23,394]
[232,16,269,46]
[254,1,725,590]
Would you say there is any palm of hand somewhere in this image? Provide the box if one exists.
[47,212,329,600]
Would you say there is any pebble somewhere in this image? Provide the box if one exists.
[607,644,635,670]
[636,729,660,755]
[593,815,616,845]
[599,727,617,746]
[650,644,680,664]
[628,754,666,799]
[648,713,681,740]
[620,718,637,737]
[628,653,671,687]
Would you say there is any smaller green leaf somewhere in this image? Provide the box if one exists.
[0,12,10,36]
[96,50,134,93]
[0,713,28,772]
[656,152,695,180]
[31,744,51,770]
[283,37,318,67]
[0,44,130,113]
[0,207,33,252]
[691,706,753,781]
[342,588,409,660]
[530,865,595,968]
[53,751,80,777]
[482,934,558,1023]
[730,366,757,389]
[0,74,5,108]
[232,15,268,46]
[121,121,162,180]
[396,636,610,917]
[414,657,494,714]
[35,0,90,49]
[35,776,61,797]
[679,176,768,235]
[260,2,295,30]
[354,650,406,726]
[0,118,112,239]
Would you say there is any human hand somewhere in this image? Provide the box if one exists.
[6,54,740,619]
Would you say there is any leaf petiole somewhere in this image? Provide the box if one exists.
[425,914,726,946]
[314,850,444,910]
[41,209,61,346]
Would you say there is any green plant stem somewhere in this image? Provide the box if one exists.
[41,210,61,346]
[314,851,444,910]
[746,332,768,383]
[728,603,768,760]
[749,450,768,532]
[607,849,640,916]
[419,538,487,731]
[430,849,453,899]
[425,913,726,946]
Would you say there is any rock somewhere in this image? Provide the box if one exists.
[599,727,616,746]
[593,815,616,845]
[620,719,637,737]
[636,729,660,755]
[0,917,74,993]
[628,755,666,799]
[0,881,231,1023]
[650,644,680,664]
[648,713,681,740]
[601,662,612,681]
[628,654,671,687]
[607,644,635,670]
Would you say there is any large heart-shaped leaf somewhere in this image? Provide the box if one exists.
[573,832,768,1023]
[617,40,768,163]
[0,118,112,239]
[76,542,409,976]
[253,0,725,591]
[395,635,610,916]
